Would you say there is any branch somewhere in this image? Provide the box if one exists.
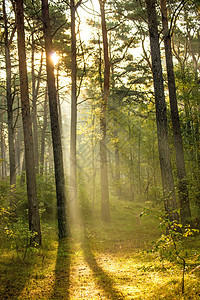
[75,0,82,10]
[8,25,17,47]
[111,37,135,66]
[169,0,186,36]
[52,20,69,38]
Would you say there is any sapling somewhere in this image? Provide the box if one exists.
[154,217,199,294]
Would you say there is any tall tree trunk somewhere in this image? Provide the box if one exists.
[15,126,21,175]
[15,94,22,175]
[161,0,191,225]
[56,63,62,134]
[31,33,39,171]
[3,0,16,188]
[91,105,96,210]
[128,120,134,202]
[40,85,48,176]
[0,103,6,179]
[15,0,41,245]
[145,0,179,222]
[70,0,77,218]
[115,142,122,200]
[42,0,70,238]
[99,0,111,222]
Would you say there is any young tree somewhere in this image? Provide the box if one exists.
[42,0,70,238]
[69,0,82,218]
[99,0,111,222]
[15,0,41,244]
[145,0,179,222]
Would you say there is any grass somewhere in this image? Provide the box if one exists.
[0,199,200,299]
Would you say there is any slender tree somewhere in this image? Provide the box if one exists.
[99,0,111,222]
[31,33,43,172]
[0,98,6,179]
[2,0,16,189]
[15,0,41,244]
[160,0,191,225]
[40,85,48,176]
[145,0,179,222]
[42,0,70,238]
[69,0,82,218]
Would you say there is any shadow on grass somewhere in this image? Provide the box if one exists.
[0,254,35,299]
[51,238,71,300]
[82,228,125,300]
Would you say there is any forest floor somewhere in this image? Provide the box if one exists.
[0,200,200,299]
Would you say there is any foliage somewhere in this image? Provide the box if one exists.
[36,172,57,217]
[153,217,200,294]
[0,207,39,261]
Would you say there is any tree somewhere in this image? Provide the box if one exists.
[15,0,41,244]
[31,34,43,172]
[145,0,179,222]
[40,85,48,176]
[2,0,16,189]
[160,0,191,225]
[99,0,111,222]
[69,0,82,219]
[42,0,70,238]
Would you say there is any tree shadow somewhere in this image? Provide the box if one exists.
[51,238,71,300]
[0,255,36,299]
[82,229,125,300]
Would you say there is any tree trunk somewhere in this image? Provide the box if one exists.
[145,0,179,222]
[160,0,191,225]
[15,126,21,175]
[3,0,16,188]
[0,103,6,179]
[91,105,96,210]
[115,142,122,200]
[40,85,48,176]
[128,120,134,202]
[56,63,62,134]
[42,0,70,238]
[31,36,43,173]
[99,0,111,223]
[70,0,77,218]
[15,0,41,245]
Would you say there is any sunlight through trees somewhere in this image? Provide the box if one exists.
[0,0,200,298]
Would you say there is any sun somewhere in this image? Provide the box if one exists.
[51,52,59,66]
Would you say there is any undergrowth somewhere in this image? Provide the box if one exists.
[0,198,200,299]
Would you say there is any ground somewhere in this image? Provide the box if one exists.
[0,200,200,299]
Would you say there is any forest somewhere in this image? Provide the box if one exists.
[0,0,200,299]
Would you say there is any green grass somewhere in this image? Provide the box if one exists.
[0,199,200,299]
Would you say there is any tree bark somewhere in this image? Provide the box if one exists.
[145,0,179,222]
[0,101,6,179]
[15,0,41,245]
[115,141,122,200]
[3,0,16,188]
[42,0,70,238]
[15,125,22,175]
[70,0,77,218]
[160,0,191,225]
[31,32,39,171]
[99,0,111,222]
[40,85,48,176]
